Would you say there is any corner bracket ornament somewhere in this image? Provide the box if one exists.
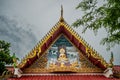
[108,52,114,68]
[103,52,114,78]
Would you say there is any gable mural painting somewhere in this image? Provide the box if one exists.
[47,35,80,69]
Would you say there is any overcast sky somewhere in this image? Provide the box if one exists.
[0,0,120,65]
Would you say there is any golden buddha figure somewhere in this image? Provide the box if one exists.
[57,48,69,68]
[58,48,68,61]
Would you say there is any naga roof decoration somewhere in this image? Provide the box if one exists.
[18,6,108,70]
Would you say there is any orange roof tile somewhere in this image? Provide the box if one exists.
[9,75,119,80]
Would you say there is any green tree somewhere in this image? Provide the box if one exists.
[72,0,120,50]
[0,40,13,75]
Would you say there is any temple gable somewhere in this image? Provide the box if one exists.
[22,35,103,73]
[18,6,108,73]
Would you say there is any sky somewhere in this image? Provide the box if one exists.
[0,0,120,65]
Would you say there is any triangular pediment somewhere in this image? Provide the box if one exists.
[22,34,104,73]
[18,8,108,73]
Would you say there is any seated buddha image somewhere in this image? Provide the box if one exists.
[58,48,68,62]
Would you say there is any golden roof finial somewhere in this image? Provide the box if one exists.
[61,5,63,18]
[60,5,64,22]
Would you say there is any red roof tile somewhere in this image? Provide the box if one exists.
[8,75,119,80]
[114,65,120,72]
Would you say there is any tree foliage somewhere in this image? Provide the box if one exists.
[0,40,13,75]
[72,0,120,50]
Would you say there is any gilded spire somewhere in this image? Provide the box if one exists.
[60,5,64,22]
[61,5,63,18]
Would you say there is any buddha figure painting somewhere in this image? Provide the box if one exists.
[58,48,68,61]
[57,47,70,68]
[47,35,80,69]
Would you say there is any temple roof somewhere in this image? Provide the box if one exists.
[18,6,108,70]
[8,75,120,80]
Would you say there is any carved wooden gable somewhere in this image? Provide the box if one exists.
[23,35,103,73]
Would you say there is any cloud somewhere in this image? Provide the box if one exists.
[0,15,37,59]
